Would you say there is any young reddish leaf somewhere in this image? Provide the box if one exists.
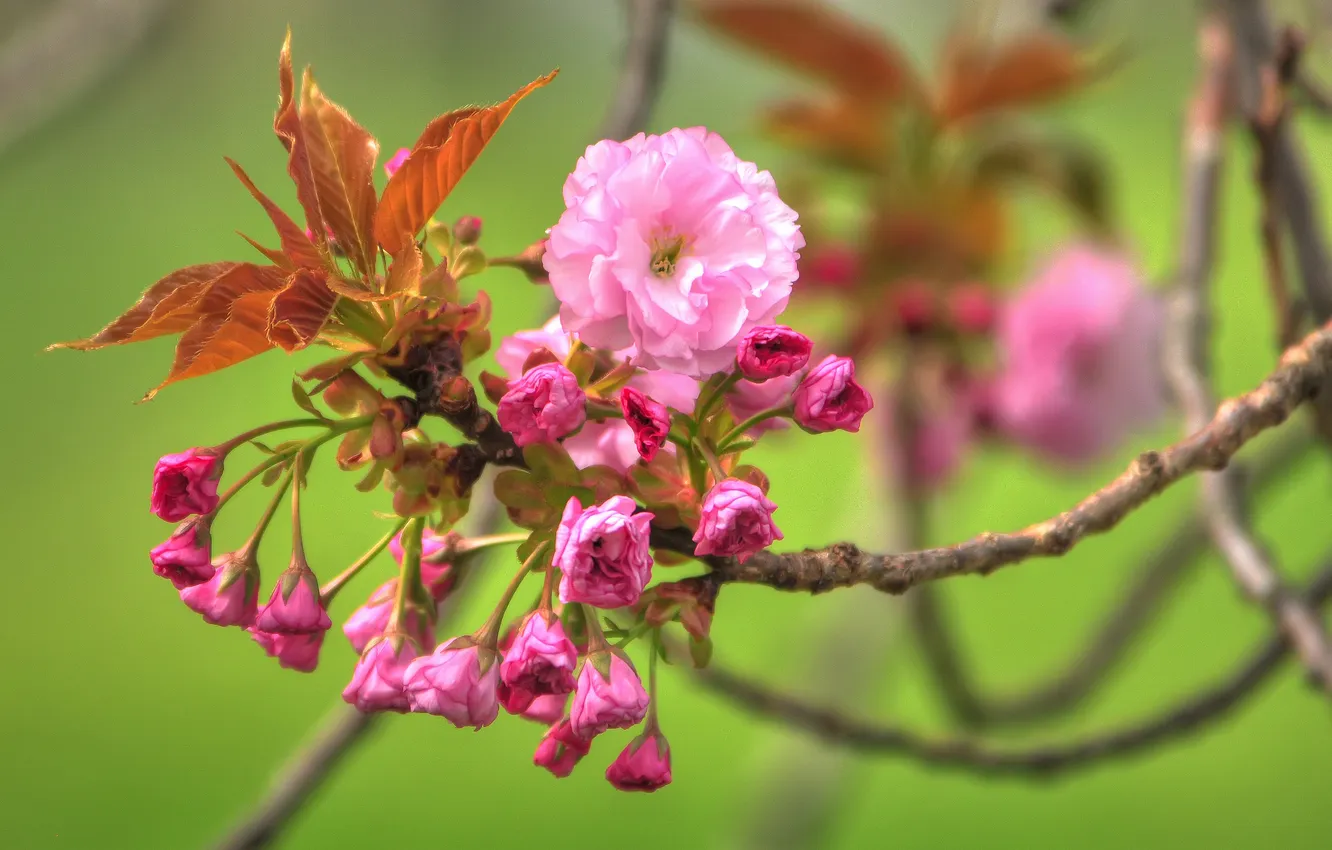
[298,352,367,383]
[936,32,1087,126]
[374,70,558,256]
[384,242,424,296]
[695,0,917,101]
[225,157,324,269]
[761,97,887,169]
[299,70,381,278]
[144,264,288,399]
[325,276,397,302]
[49,262,240,351]
[267,268,339,351]
[275,32,328,247]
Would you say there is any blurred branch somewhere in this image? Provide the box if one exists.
[697,315,1332,594]
[683,557,1332,777]
[597,0,677,140]
[0,0,172,157]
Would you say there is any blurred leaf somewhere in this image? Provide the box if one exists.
[522,441,580,485]
[967,131,1112,229]
[761,97,887,169]
[494,469,547,511]
[267,269,339,351]
[49,262,238,350]
[374,70,558,256]
[224,157,324,269]
[695,0,918,101]
[936,31,1088,126]
[299,70,381,277]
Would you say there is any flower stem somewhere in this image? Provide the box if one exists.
[450,532,531,558]
[241,469,295,559]
[214,450,293,514]
[694,370,742,425]
[646,627,661,727]
[216,418,330,456]
[581,602,610,652]
[717,404,794,452]
[320,518,409,605]
[388,516,426,633]
[692,438,727,485]
[479,542,551,645]
[290,453,307,563]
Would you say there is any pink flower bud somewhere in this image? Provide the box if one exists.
[402,637,501,729]
[793,355,873,433]
[256,565,331,635]
[736,325,812,381]
[151,448,222,522]
[179,550,258,627]
[454,215,483,245]
[497,362,587,446]
[569,650,649,739]
[554,496,655,609]
[693,478,782,563]
[947,283,998,335]
[150,517,214,589]
[342,634,420,713]
[249,627,323,673]
[522,693,568,725]
[500,612,578,697]
[534,718,592,778]
[384,147,411,178]
[498,681,537,715]
[620,387,670,462]
[606,730,672,792]
[807,244,860,289]
[892,282,937,334]
[342,581,435,655]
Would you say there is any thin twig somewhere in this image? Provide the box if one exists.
[682,315,1332,594]
[683,559,1332,778]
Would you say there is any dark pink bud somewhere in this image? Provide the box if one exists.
[498,681,537,715]
[793,355,874,433]
[500,612,578,697]
[892,282,937,334]
[522,693,568,725]
[693,478,783,563]
[619,387,669,462]
[151,448,222,522]
[736,325,812,381]
[150,517,214,589]
[249,628,324,673]
[606,730,672,792]
[255,565,331,635]
[947,283,998,335]
[179,550,258,627]
[384,147,411,178]
[808,245,860,289]
[554,496,655,609]
[453,215,483,245]
[342,633,420,713]
[497,362,587,446]
[402,637,501,729]
[569,650,649,740]
[534,718,593,778]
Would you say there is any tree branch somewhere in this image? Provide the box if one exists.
[682,559,1332,778]
[697,317,1332,594]
[597,0,677,140]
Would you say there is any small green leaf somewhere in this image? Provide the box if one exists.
[494,469,547,510]
[523,442,580,485]
[261,463,285,486]
[291,378,326,419]
[689,634,713,669]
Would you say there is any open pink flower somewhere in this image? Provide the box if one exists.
[150,517,214,589]
[534,718,593,778]
[569,651,649,739]
[402,638,501,729]
[545,127,804,377]
[620,387,670,462]
[249,628,323,673]
[342,634,419,713]
[152,448,222,522]
[606,730,672,792]
[501,612,578,697]
[554,496,655,608]
[256,565,331,635]
[995,245,1164,464]
[498,362,587,446]
[179,551,257,627]
[693,479,782,563]
[384,147,410,178]
[736,325,811,380]
[793,355,873,433]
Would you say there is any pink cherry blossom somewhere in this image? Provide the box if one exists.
[793,355,873,433]
[500,612,578,697]
[497,362,587,446]
[402,638,501,729]
[544,127,804,377]
[620,387,669,462]
[342,576,443,655]
[255,566,331,635]
[151,448,222,522]
[342,635,419,713]
[554,496,655,609]
[995,245,1164,464]
[606,730,672,792]
[534,719,592,778]
[249,628,323,673]
[736,325,812,380]
[693,478,783,563]
[179,552,258,627]
[569,651,649,739]
[384,147,410,178]
[521,693,567,725]
[150,518,214,589]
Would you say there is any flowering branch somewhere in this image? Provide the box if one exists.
[694,316,1332,593]
[680,556,1332,777]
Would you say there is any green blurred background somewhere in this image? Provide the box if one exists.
[2,1,1330,847]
